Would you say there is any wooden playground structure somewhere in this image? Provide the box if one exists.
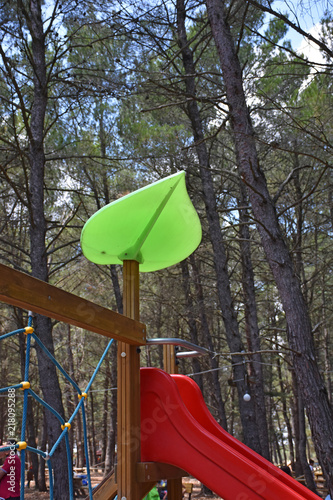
[0,174,326,500]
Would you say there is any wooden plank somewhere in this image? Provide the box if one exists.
[0,263,146,345]
[163,344,178,374]
[136,462,187,482]
[92,470,117,500]
[163,345,182,500]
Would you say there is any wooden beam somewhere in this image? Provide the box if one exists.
[163,344,179,374]
[163,345,183,500]
[0,264,146,345]
[92,470,117,500]
[117,260,142,500]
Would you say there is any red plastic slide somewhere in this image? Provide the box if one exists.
[141,368,320,500]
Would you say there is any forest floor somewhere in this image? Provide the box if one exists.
[22,468,327,499]
[21,472,328,499]
[23,476,222,499]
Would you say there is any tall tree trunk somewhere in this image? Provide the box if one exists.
[38,411,47,492]
[180,260,204,393]
[90,393,97,466]
[323,300,332,404]
[276,356,294,467]
[110,265,123,314]
[105,262,121,474]
[292,164,319,493]
[275,408,287,464]
[66,326,75,459]
[186,257,227,497]
[238,181,270,459]
[291,369,303,477]
[101,356,110,468]
[26,2,69,497]
[176,0,261,454]
[75,410,85,468]
[205,0,333,491]
[189,255,228,429]
[18,324,39,490]
[104,345,117,474]
[97,113,120,474]
[273,433,283,465]
[296,383,319,494]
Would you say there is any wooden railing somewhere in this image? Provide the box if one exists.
[295,469,328,498]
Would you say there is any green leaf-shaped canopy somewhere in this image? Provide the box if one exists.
[80,171,202,272]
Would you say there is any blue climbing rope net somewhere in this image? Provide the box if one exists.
[0,313,114,500]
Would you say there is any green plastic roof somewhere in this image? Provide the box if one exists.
[80,171,202,272]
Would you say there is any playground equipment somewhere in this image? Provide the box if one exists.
[0,315,114,500]
[141,368,320,500]
[0,171,321,499]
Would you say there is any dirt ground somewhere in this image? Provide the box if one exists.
[23,477,221,499]
[20,473,327,499]
[25,492,49,499]
[22,469,327,499]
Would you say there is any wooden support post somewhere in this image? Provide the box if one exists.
[117,260,142,500]
[163,345,183,500]
[163,344,178,375]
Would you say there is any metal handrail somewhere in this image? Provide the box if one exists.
[146,338,210,358]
